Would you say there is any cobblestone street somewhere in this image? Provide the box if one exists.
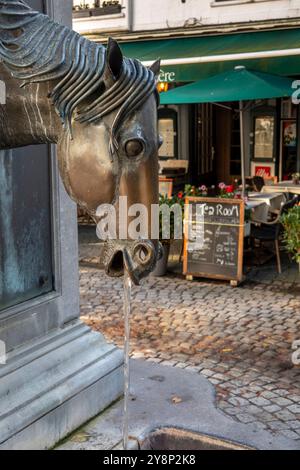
[79,229,300,442]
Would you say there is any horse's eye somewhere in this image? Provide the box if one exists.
[125,139,144,158]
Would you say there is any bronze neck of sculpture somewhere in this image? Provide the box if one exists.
[0,67,61,148]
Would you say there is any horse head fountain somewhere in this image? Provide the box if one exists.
[0,0,161,284]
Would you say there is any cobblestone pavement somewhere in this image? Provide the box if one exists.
[79,227,300,442]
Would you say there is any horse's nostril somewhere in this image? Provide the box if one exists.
[134,243,153,266]
[108,250,124,276]
[104,240,157,284]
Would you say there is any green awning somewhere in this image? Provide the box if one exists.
[120,28,300,82]
[160,67,294,104]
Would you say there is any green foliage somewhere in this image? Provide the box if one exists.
[281,205,300,264]
[184,184,208,198]
[159,193,184,242]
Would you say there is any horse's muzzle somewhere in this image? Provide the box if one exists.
[102,240,162,285]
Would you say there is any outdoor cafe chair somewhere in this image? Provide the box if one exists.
[250,195,299,274]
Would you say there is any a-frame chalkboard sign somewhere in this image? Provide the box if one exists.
[183,197,245,286]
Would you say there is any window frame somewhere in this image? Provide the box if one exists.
[211,0,282,7]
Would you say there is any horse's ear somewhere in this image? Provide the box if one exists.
[149,59,161,79]
[106,37,124,81]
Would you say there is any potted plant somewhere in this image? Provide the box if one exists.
[94,1,122,15]
[292,173,300,185]
[73,5,91,18]
[185,184,208,197]
[281,205,300,271]
[218,182,235,199]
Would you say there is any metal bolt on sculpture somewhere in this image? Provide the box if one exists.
[0,0,161,284]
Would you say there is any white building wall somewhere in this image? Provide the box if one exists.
[132,0,300,31]
[73,0,300,35]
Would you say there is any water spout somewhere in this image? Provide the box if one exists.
[123,269,132,450]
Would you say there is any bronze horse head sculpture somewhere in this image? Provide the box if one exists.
[0,0,162,285]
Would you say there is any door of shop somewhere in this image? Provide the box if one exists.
[189,103,215,186]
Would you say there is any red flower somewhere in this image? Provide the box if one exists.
[178,192,184,199]
[226,185,235,194]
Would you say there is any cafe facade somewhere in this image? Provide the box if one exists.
[121,30,300,190]
[73,0,300,191]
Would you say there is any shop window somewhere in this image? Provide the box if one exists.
[250,106,277,163]
[212,0,253,5]
[212,0,279,5]
[73,1,122,18]
[280,119,298,180]
[0,147,54,311]
[249,104,277,178]
[279,98,299,180]
[213,0,247,2]
[253,116,275,160]
[158,108,178,160]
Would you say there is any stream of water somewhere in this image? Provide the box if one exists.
[123,270,132,450]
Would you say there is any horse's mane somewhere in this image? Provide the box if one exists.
[0,0,157,154]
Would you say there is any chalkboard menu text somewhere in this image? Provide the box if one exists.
[183,198,245,284]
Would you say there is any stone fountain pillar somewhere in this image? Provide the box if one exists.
[0,0,123,450]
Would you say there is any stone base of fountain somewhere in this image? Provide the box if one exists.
[0,323,123,450]
[57,360,300,451]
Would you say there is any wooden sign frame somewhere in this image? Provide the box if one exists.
[183,197,245,285]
